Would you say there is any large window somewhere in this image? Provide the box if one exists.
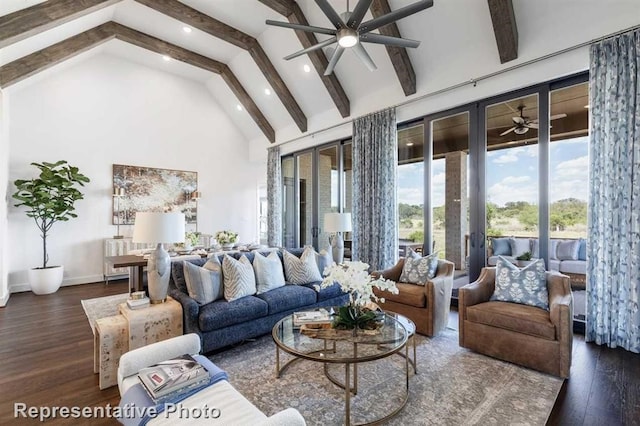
[398,124,424,254]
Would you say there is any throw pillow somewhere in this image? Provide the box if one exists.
[183,261,223,305]
[491,256,549,310]
[556,240,580,260]
[253,251,286,294]
[399,248,439,285]
[508,237,531,258]
[549,240,560,260]
[578,238,587,261]
[283,247,323,284]
[491,237,512,256]
[315,247,334,276]
[222,254,257,302]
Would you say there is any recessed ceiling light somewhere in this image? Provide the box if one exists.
[264,88,272,96]
[303,64,311,73]
[236,104,243,111]
[183,26,192,33]
[406,142,414,147]
[162,55,171,62]
[584,104,589,109]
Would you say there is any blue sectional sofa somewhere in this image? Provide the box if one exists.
[169,249,349,353]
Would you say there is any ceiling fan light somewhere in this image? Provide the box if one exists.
[337,28,358,48]
[514,126,528,135]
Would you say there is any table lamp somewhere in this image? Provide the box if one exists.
[324,212,352,264]
[132,212,185,303]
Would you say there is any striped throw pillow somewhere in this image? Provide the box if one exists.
[222,254,257,302]
[283,247,323,284]
[183,260,223,305]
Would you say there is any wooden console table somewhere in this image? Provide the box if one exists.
[94,297,182,389]
[105,255,147,293]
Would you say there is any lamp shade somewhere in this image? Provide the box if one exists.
[132,212,185,244]
[324,212,352,233]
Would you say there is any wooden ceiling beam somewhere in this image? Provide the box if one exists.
[135,0,306,132]
[0,22,276,143]
[370,0,417,96]
[0,0,121,49]
[487,0,518,63]
[0,22,115,87]
[260,0,351,118]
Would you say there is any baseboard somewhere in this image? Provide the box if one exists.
[9,274,105,294]
[0,291,9,307]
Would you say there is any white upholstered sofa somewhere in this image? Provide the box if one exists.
[117,334,305,425]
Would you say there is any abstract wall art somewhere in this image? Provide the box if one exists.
[112,164,198,225]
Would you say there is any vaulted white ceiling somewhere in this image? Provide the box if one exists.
[1,0,639,147]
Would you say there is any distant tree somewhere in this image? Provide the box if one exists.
[519,204,538,230]
[550,198,587,231]
[432,206,445,225]
[399,203,423,221]
[400,219,413,228]
[408,230,424,243]
[486,202,498,228]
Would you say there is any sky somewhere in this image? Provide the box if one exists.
[397,136,589,207]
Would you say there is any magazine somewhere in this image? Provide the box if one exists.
[138,354,209,401]
[293,308,332,326]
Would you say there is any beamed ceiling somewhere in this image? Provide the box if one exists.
[0,1,638,145]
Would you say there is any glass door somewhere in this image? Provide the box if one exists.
[317,145,339,250]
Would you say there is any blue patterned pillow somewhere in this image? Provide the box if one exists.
[578,239,587,261]
[399,249,439,285]
[491,256,549,310]
[491,237,512,256]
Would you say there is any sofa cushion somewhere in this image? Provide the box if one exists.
[557,240,580,260]
[509,238,531,258]
[198,297,268,332]
[301,281,344,302]
[559,260,586,275]
[222,255,257,302]
[253,251,286,294]
[549,239,560,260]
[491,256,549,310]
[374,282,425,308]
[183,260,223,305]
[399,249,439,284]
[255,285,317,315]
[548,259,561,271]
[491,237,512,256]
[315,248,334,276]
[466,301,556,340]
[283,247,323,284]
[578,239,587,261]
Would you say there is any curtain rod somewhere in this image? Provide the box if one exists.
[273,23,640,148]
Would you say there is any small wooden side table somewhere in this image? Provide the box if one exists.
[119,297,183,351]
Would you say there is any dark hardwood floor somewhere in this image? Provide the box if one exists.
[0,282,638,425]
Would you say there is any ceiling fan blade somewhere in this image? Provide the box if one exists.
[360,33,420,48]
[352,44,377,72]
[284,37,337,60]
[550,113,568,121]
[527,123,539,129]
[315,0,345,29]
[347,0,373,28]
[324,46,344,75]
[265,20,337,36]
[512,116,525,125]
[360,0,433,33]
[500,127,516,136]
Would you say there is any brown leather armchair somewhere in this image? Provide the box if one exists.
[373,259,454,336]
[459,267,573,378]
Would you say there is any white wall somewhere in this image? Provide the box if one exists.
[6,53,265,292]
[0,92,9,306]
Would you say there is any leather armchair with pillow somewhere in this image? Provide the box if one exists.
[373,258,455,336]
[459,267,573,378]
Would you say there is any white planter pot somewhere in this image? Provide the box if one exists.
[28,266,64,295]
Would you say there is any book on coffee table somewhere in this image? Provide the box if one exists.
[138,354,209,402]
[293,309,332,326]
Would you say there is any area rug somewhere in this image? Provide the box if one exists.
[80,293,129,334]
[210,329,563,425]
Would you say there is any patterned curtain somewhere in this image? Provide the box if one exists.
[352,108,398,271]
[267,146,282,248]
[586,29,640,353]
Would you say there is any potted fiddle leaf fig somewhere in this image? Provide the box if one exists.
[13,161,90,294]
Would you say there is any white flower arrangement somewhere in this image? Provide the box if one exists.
[215,230,238,245]
[318,261,398,307]
[185,231,200,247]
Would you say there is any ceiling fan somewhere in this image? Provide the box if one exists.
[266,0,433,76]
[499,105,567,136]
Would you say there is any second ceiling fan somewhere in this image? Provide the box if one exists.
[266,0,434,75]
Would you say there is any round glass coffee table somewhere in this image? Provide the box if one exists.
[272,311,409,426]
